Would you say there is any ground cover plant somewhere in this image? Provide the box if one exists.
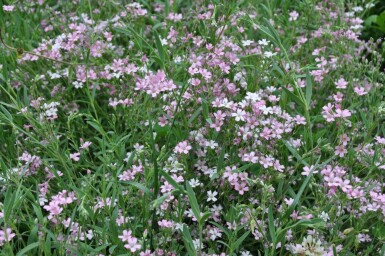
[1,0,385,255]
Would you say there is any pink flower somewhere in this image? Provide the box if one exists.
[339,134,350,146]
[335,78,348,89]
[80,141,92,149]
[334,108,351,118]
[124,237,141,252]
[43,201,63,217]
[70,152,80,161]
[354,86,367,96]
[174,140,192,154]
[375,136,385,145]
[158,116,168,127]
[158,219,174,228]
[0,228,16,245]
[284,198,294,206]
[104,32,113,42]
[119,230,133,242]
[2,5,15,12]
[301,165,317,176]
[293,115,306,125]
[335,145,347,157]
[119,230,141,252]
[322,103,335,122]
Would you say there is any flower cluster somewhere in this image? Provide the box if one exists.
[1,0,385,255]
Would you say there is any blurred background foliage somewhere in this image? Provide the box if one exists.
[362,1,385,40]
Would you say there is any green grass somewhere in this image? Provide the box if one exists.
[0,0,385,255]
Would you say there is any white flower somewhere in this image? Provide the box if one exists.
[289,11,299,21]
[300,235,325,255]
[241,40,254,47]
[174,56,182,63]
[207,190,218,202]
[39,197,48,206]
[264,51,277,58]
[205,140,218,149]
[210,204,223,213]
[73,81,83,89]
[207,168,218,179]
[345,12,355,17]
[245,92,261,102]
[259,105,272,115]
[231,109,246,122]
[175,223,184,231]
[48,71,61,79]
[352,6,363,12]
[258,39,270,46]
[160,38,168,46]
[220,98,233,108]
[124,152,132,162]
[319,211,330,222]
[208,228,222,240]
[192,239,203,250]
[189,178,201,188]
[86,230,94,240]
[134,143,144,152]
[365,3,375,9]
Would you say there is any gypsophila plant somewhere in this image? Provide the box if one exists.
[1,0,385,255]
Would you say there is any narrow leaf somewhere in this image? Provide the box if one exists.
[182,224,197,256]
[268,205,276,242]
[16,242,40,256]
[305,71,312,107]
[186,182,201,221]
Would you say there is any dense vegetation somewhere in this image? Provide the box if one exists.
[1,0,385,255]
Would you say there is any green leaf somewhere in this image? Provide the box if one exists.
[121,181,153,196]
[114,27,154,52]
[283,140,308,166]
[182,224,197,256]
[283,173,313,220]
[233,231,251,251]
[217,147,226,172]
[259,18,280,46]
[282,87,303,108]
[86,120,107,136]
[188,106,202,125]
[32,204,44,223]
[276,218,324,242]
[186,182,201,221]
[109,245,118,254]
[154,32,165,68]
[365,15,378,26]
[380,244,385,256]
[271,62,285,77]
[201,99,210,121]
[151,193,171,209]
[305,71,312,107]
[232,163,255,173]
[16,242,40,256]
[199,211,212,226]
[0,105,13,122]
[377,11,385,27]
[268,205,276,242]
